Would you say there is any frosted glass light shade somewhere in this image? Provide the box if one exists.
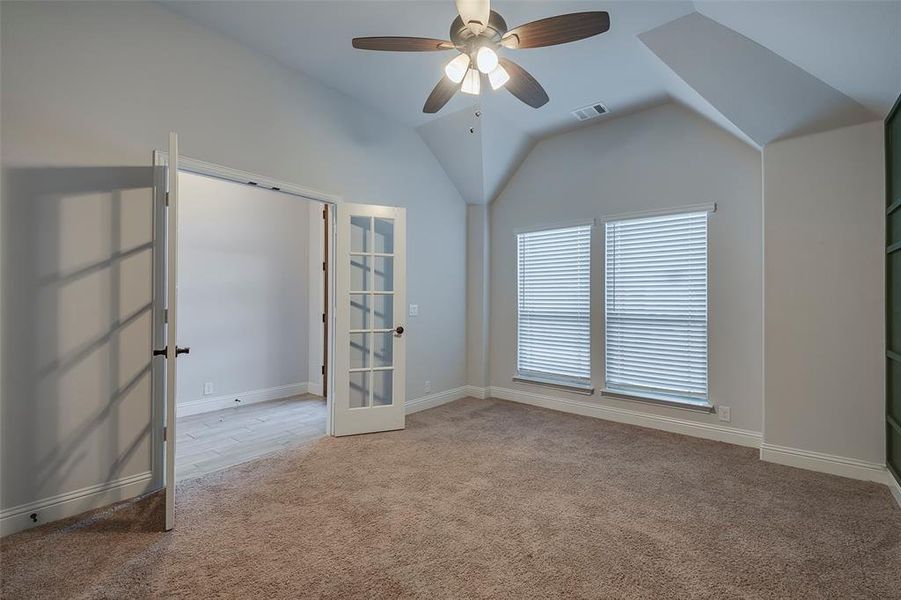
[461,68,481,95]
[488,64,510,90]
[444,53,470,84]
[476,47,498,74]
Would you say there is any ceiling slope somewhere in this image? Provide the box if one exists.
[695,1,901,117]
[639,12,876,148]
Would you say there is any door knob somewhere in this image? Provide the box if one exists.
[394,326,405,336]
[175,346,190,356]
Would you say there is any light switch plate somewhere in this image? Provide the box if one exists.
[203,382,214,396]
[409,304,419,317]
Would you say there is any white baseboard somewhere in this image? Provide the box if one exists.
[177,382,314,417]
[307,381,323,397]
[888,472,901,508]
[488,385,763,448]
[760,443,888,484]
[464,385,488,399]
[406,386,470,414]
[0,471,154,537]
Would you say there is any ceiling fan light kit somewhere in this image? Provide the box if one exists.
[461,68,481,95]
[352,0,610,114]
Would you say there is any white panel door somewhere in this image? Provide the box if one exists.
[333,203,406,436]
[163,132,186,530]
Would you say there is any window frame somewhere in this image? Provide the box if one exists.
[514,220,595,394]
[601,204,715,411]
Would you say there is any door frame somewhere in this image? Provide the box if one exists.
[150,151,342,490]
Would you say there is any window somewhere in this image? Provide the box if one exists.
[604,211,709,406]
[516,224,592,389]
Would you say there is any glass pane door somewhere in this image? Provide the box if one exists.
[333,204,405,436]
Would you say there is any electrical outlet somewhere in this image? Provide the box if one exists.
[409,304,419,317]
[424,380,431,393]
[718,406,731,423]
[203,382,214,396]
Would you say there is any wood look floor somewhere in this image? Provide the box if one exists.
[176,395,326,481]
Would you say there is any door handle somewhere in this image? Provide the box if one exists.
[152,346,191,357]
[394,326,405,337]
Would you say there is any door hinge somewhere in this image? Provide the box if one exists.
[322,313,326,323]
[322,206,328,220]
[322,261,326,272]
[165,192,170,207]
[163,308,168,323]
[321,364,325,375]
[163,426,167,442]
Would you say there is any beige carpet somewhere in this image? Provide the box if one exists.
[2,398,899,599]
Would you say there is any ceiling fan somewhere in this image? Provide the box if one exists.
[352,0,610,113]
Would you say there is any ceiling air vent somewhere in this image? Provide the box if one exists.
[571,103,608,122]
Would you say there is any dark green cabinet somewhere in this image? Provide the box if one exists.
[886,92,901,487]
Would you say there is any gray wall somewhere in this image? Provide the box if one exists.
[488,103,764,433]
[176,172,310,408]
[762,120,885,463]
[1,1,466,513]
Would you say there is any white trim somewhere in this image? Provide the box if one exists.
[513,374,594,395]
[176,382,315,417]
[464,385,489,400]
[405,386,470,414]
[489,386,761,448]
[513,218,596,235]
[601,202,716,223]
[154,151,342,205]
[759,443,888,484]
[888,473,901,508]
[1,471,154,537]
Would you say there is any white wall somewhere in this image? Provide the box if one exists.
[1,1,465,522]
[488,103,763,433]
[762,120,885,464]
[176,172,311,411]
[466,204,490,388]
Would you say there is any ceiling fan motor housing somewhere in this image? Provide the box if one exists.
[450,10,508,53]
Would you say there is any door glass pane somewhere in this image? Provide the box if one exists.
[350,294,370,330]
[373,256,394,292]
[350,255,371,291]
[351,216,371,253]
[374,218,394,254]
[350,371,369,408]
[372,294,394,330]
[372,333,393,368]
[350,333,370,369]
[372,370,393,406]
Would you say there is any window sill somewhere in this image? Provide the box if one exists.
[513,375,595,395]
[601,388,714,413]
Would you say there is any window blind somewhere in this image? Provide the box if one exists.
[516,224,592,385]
[604,211,708,402]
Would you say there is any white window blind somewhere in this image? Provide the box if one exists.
[517,224,592,386]
[605,211,708,402]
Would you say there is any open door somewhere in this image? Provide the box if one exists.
[333,203,406,436]
[162,132,186,530]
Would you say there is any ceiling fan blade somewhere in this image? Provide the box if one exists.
[501,12,610,49]
[499,58,549,109]
[352,37,455,52]
[455,0,490,35]
[423,77,462,114]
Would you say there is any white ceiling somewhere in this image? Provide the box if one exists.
[162,0,901,203]
[163,1,695,137]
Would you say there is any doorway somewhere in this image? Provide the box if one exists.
[171,171,328,481]
[152,138,408,530]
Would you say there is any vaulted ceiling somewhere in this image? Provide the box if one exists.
[164,1,900,204]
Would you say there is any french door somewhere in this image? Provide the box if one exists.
[332,203,407,436]
[887,93,901,491]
